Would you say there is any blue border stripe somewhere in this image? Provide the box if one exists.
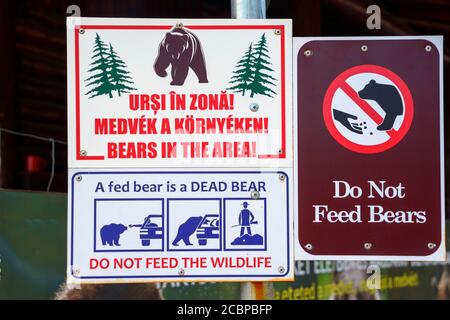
[70,171,290,279]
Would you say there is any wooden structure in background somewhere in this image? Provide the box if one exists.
[0,1,17,188]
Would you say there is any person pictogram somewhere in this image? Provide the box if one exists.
[238,201,256,237]
[229,201,264,246]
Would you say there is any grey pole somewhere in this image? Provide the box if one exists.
[231,0,274,301]
[231,0,266,19]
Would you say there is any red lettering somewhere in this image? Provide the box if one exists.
[107,142,157,159]
[89,258,110,269]
[94,118,108,134]
[145,257,178,269]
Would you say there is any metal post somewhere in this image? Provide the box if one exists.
[231,0,266,19]
[231,0,274,300]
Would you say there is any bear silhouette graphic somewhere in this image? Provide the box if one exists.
[358,79,404,131]
[172,216,203,246]
[100,223,128,246]
[154,27,208,86]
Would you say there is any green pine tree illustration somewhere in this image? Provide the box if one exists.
[108,43,136,97]
[85,33,114,98]
[248,33,277,98]
[227,43,255,96]
[227,33,277,98]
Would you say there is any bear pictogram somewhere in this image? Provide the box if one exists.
[154,27,208,86]
[358,79,404,131]
[100,223,128,246]
[172,216,203,246]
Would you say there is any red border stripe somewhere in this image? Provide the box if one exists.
[74,25,286,160]
[280,25,286,157]
[75,27,81,159]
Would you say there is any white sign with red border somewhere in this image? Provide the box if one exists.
[67,18,293,168]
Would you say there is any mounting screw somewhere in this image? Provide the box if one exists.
[249,103,259,112]
[251,190,260,200]
[73,267,80,276]
[364,242,372,250]
[178,268,185,276]
[80,150,87,157]
[278,266,285,274]
[305,243,313,251]
[75,175,82,182]
[361,45,368,52]
[176,22,183,28]
[278,148,283,154]
[79,29,85,34]
[278,174,286,181]
[304,49,312,57]
[428,242,436,249]
[274,29,281,35]
[425,45,432,52]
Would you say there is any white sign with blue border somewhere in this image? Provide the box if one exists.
[68,168,293,282]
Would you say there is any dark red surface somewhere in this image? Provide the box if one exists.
[297,39,442,256]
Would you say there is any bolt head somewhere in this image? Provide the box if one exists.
[251,190,260,199]
[364,242,372,250]
[425,45,432,52]
[278,266,285,273]
[79,29,85,34]
[278,174,286,181]
[274,29,281,35]
[249,102,259,112]
[176,22,183,28]
[428,242,436,249]
[361,45,368,52]
[304,49,312,57]
[178,268,185,276]
[75,175,82,182]
[80,150,87,156]
[305,243,313,250]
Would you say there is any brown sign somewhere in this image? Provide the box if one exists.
[296,37,445,259]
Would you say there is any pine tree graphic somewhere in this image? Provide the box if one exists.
[227,43,255,96]
[85,33,135,99]
[85,33,113,98]
[248,33,277,98]
[228,33,277,98]
[107,43,136,97]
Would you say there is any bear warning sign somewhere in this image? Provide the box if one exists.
[68,169,292,283]
[66,18,293,168]
[295,37,445,260]
[66,18,294,283]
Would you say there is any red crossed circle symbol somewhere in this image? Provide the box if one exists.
[323,65,414,154]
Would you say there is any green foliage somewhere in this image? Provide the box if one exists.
[228,33,277,98]
[108,43,136,97]
[249,33,277,98]
[85,33,135,99]
[228,43,254,96]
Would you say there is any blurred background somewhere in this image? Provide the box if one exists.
[0,0,449,299]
